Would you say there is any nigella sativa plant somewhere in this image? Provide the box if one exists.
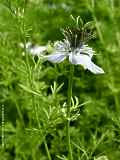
[45,16,105,160]
[46,19,104,74]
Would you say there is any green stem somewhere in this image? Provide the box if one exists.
[44,140,52,160]
[114,93,119,112]
[15,99,25,127]
[18,8,51,160]
[35,105,52,160]
[67,64,74,160]
[23,30,51,160]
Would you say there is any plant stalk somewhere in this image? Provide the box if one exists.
[21,14,51,160]
[35,104,52,160]
[67,64,74,160]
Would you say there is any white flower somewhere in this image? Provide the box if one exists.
[46,40,104,74]
[19,42,46,56]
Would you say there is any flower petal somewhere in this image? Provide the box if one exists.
[69,54,104,74]
[69,53,80,65]
[30,46,46,56]
[69,54,90,69]
[87,61,104,74]
[46,53,66,63]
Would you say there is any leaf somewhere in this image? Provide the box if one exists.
[94,155,109,160]
[83,21,95,30]
[18,84,42,97]
[51,81,64,94]
[56,155,68,160]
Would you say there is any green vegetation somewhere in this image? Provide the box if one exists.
[0,0,120,160]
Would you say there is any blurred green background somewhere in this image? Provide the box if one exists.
[0,0,120,160]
